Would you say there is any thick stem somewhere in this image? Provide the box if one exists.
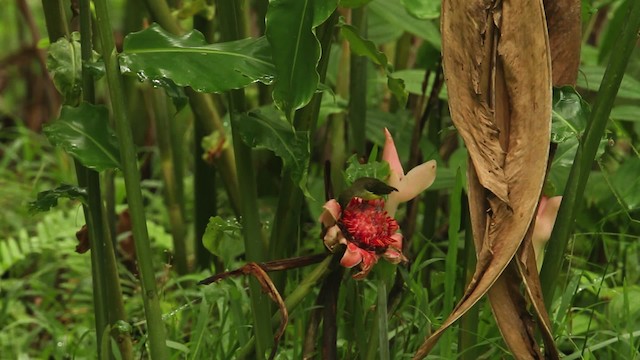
[216,0,273,356]
[150,89,188,274]
[348,7,367,155]
[540,0,640,309]
[92,0,169,358]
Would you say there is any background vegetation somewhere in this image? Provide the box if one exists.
[0,0,639,358]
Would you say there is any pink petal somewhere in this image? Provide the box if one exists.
[340,243,364,268]
[319,199,341,227]
[382,248,406,264]
[352,250,378,279]
[382,128,405,178]
[389,233,403,249]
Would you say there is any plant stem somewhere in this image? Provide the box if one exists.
[150,89,188,274]
[458,197,478,360]
[92,0,169,358]
[348,7,367,155]
[540,0,640,309]
[216,0,273,356]
[268,12,339,288]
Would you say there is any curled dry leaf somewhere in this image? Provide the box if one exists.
[543,0,582,86]
[414,0,558,358]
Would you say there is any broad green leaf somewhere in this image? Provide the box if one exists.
[402,0,441,19]
[551,86,590,143]
[266,0,337,121]
[120,24,275,93]
[236,111,311,196]
[610,157,640,210]
[368,0,441,49]
[29,184,87,213]
[202,216,244,266]
[611,105,640,122]
[577,65,640,99]
[44,103,121,171]
[368,10,404,45]
[47,33,82,103]
[343,154,390,186]
[340,23,408,106]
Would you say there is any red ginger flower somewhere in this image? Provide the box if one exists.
[320,197,404,279]
[319,128,436,279]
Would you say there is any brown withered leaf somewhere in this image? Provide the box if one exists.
[75,224,90,254]
[544,0,581,86]
[414,0,554,358]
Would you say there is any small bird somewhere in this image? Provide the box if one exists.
[338,177,398,207]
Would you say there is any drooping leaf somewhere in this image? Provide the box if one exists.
[120,24,275,93]
[266,0,338,121]
[29,184,88,213]
[416,0,558,358]
[340,23,408,106]
[44,103,121,171]
[235,111,311,197]
[47,33,83,103]
[367,0,441,49]
[201,216,244,266]
[401,0,441,20]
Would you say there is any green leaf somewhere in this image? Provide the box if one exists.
[368,0,441,49]
[340,0,373,8]
[341,23,388,67]
[44,103,121,171]
[401,0,441,20]
[29,184,87,213]
[577,65,640,99]
[236,111,311,196]
[547,87,608,196]
[610,157,640,210]
[611,105,640,122]
[343,154,390,186]
[340,23,408,106]
[202,216,244,268]
[266,0,337,121]
[47,33,83,103]
[120,24,275,93]
[551,86,591,143]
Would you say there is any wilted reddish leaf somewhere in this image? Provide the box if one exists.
[75,225,90,254]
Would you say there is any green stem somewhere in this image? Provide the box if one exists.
[348,7,367,155]
[216,0,273,356]
[41,0,68,41]
[458,197,479,359]
[151,89,188,274]
[92,0,169,358]
[268,12,339,287]
[540,0,640,309]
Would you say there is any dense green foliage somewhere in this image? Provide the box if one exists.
[1,0,639,358]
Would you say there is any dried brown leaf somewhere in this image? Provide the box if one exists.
[544,0,581,86]
[414,0,553,357]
